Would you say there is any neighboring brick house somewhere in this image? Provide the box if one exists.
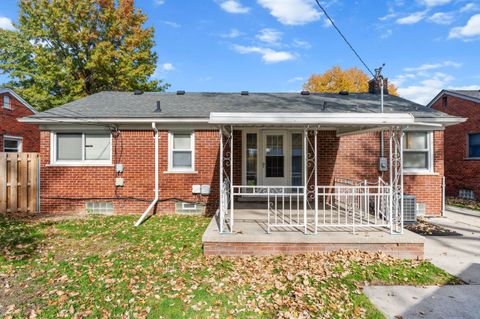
[21,85,463,227]
[429,90,480,200]
[0,88,39,152]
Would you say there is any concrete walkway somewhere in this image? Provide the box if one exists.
[365,207,480,318]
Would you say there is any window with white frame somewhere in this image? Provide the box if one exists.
[3,95,11,109]
[467,133,480,159]
[3,136,22,152]
[53,132,111,164]
[403,131,433,171]
[168,132,195,172]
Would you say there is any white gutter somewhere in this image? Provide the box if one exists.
[19,117,209,124]
[209,112,416,125]
[134,122,159,227]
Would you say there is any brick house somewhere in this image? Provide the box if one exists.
[0,88,40,152]
[21,82,464,257]
[428,90,480,200]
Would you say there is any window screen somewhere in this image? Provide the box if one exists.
[85,134,110,160]
[57,133,82,160]
[468,133,480,158]
[171,133,193,170]
[403,132,430,170]
[3,138,20,152]
[3,95,10,109]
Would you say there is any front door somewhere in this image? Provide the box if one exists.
[263,132,288,186]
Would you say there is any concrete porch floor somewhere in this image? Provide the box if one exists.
[202,202,425,259]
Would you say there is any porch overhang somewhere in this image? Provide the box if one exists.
[209,112,416,126]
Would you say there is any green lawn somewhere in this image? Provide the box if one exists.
[0,215,460,319]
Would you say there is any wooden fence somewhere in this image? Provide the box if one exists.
[0,152,40,214]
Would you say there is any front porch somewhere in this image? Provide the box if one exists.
[203,202,424,259]
[203,112,433,258]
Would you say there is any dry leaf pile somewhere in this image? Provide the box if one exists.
[0,215,456,319]
[405,218,461,236]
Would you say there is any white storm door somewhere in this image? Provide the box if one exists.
[263,132,289,186]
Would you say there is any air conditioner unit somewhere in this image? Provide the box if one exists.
[403,194,417,223]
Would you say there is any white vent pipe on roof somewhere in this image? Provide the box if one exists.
[135,122,159,226]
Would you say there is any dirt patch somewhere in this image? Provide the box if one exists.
[406,218,462,236]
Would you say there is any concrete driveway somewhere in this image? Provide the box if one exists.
[365,207,480,318]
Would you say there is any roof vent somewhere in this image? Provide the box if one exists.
[301,90,310,96]
[134,90,144,95]
[177,90,185,95]
[155,101,161,113]
[339,90,349,95]
[241,91,249,96]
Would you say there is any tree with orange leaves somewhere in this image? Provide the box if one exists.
[303,66,398,95]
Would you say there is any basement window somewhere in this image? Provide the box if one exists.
[86,202,113,215]
[52,132,111,165]
[459,189,475,200]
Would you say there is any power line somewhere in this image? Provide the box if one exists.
[314,0,375,78]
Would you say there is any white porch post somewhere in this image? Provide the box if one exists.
[314,129,318,234]
[219,128,224,233]
[230,125,234,232]
[389,127,404,234]
[389,128,393,234]
[303,127,308,234]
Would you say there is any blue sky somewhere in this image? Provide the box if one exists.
[0,0,479,105]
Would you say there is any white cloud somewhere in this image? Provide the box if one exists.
[218,0,250,14]
[0,17,15,31]
[398,72,455,104]
[404,61,462,72]
[256,28,282,45]
[161,63,175,71]
[448,85,480,90]
[220,28,244,38]
[288,76,305,83]
[449,14,480,39]
[460,3,480,13]
[395,11,427,24]
[428,12,454,25]
[292,39,311,49]
[418,0,452,7]
[154,0,165,5]
[160,20,181,28]
[381,29,393,39]
[257,0,321,25]
[232,45,296,63]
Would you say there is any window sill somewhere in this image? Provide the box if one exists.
[47,163,114,167]
[163,170,198,174]
[403,171,438,176]
[464,158,480,161]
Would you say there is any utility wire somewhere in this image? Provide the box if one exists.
[314,0,375,78]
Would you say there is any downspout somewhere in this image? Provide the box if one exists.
[135,122,159,226]
[380,75,385,158]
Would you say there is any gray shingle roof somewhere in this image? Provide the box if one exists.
[447,90,480,101]
[27,91,454,120]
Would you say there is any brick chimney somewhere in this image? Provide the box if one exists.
[368,78,389,95]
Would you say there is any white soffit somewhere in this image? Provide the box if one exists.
[209,112,416,125]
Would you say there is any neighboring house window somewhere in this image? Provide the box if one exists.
[53,132,111,164]
[3,95,11,109]
[468,133,480,159]
[3,136,22,152]
[168,131,195,172]
[403,131,433,172]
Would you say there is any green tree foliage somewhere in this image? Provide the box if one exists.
[0,0,168,110]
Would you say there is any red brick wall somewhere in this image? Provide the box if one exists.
[40,128,444,216]
[40,130,219,215]
[0,91,40,152]
[431,94,480,199]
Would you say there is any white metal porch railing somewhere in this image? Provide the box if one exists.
[316,178,392,233]
[218,178,395,235]
[232,186,306,233]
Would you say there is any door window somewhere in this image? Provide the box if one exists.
[265,135,284,178]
